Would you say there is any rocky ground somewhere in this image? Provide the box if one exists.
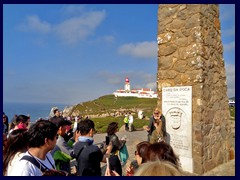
[93,125,235,176]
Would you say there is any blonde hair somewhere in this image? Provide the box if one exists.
[134,160,182,176]
[153,108,161,114]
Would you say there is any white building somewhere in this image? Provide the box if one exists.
[113,77,158,98]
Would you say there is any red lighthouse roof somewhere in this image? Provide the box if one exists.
[125,77,129,83]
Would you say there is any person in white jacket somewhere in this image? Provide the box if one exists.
[128,112,134,132]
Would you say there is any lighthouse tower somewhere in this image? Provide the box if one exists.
[124,77,130,92]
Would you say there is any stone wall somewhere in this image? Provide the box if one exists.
[157,4,231,174]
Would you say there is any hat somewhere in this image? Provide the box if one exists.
[50,117,72,128]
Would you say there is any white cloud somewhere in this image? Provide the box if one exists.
[53,10,106,44]
[118,41,157,59]
[18,15,51,33]
[223,41,235,52]
[18,10,106,45]
[225,63,235,98]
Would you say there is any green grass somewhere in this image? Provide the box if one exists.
[67,95,156,133]
[92,115,149,134]
[70,95,157,117]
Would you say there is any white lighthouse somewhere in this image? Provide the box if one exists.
[113,77,157,98]
[124,77,130,92]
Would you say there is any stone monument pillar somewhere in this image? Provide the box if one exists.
[157,4,231,174]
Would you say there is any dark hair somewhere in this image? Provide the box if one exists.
[77,119,95,135]
[107,122,118,136]
[146,142,180,167]
[28,120,58,148]
[3,129,29,175]
[136,141,151,164]
[53,109,59,115]
[15,115,29,125]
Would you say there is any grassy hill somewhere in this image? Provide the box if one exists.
[68,94,157,118]
[64,95,157,133]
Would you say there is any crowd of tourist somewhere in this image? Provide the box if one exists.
[3,107,184,176]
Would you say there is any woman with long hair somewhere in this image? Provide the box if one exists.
[106,122,126,176]
[3,129,29,176]
[146,141,180,168]
[126,141,150,176]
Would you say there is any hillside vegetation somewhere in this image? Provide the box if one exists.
[64,95,235,134]
[64,95,157,133]
[66,95,157,118]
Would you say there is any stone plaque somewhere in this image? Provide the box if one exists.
[162,86,193,172]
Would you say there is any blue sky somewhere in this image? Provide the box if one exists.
[3,4,235,105]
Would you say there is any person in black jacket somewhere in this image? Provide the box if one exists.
[144,108,167,142]
[73,119,110,176]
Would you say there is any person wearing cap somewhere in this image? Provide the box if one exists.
[144,108,167,142]
[50,114,79,174]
